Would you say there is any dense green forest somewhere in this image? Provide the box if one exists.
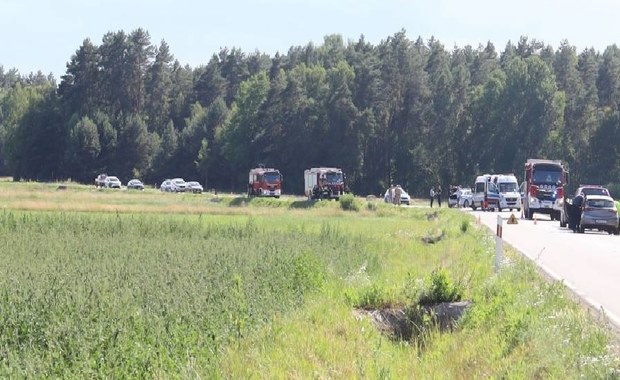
[1,28,619,196]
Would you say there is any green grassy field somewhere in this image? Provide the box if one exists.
[0,181,618,378]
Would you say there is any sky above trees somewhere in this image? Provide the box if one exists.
[3,0,620,80]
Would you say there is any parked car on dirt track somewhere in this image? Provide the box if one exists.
[160,178,187,192]
[95,173,107,188]
[186,181,203,194]
[104,176,121,189]
[160,179,172,192]
[577,195,619,234]
[399,189,411,205]
[127,179,144,190]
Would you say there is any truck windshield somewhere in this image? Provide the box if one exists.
[532,169,562,185]
[499,182,518,193]
[326,172,343,184]
[263,172,281,183]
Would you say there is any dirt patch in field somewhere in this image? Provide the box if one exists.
[421,230,445,244]
[426,211,439,221]
[355,301,472,341]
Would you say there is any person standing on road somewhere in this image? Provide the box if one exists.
[436,185,442,208]
[430,186,435,208]
[571,192,585,232]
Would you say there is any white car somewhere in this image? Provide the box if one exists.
[384,187,411,205]
[160,178,187,192]
[171,178,187,192]
[457,188,473,208]
[104,176,121,189]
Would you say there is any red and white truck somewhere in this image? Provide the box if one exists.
[304,167,345,200]
[248,167,283,198]
[522,159,569,220]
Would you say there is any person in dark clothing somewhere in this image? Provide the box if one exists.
[571,193,585,232]
[436,185,442,208]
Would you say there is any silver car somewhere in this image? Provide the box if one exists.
[104,176,121,189]
[578,195,619,234]
[161,178,187,192]
[127,179,144,190]
[171,178,187,192]
[160,179,173,192]
[186,181,203,194]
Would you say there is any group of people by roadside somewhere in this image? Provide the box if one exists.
[385,185,403,206]
[383,183,444,207]
[429,185,442,208]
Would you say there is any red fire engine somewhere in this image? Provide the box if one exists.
[522,159,568,220]
[304,167,345,200]
[248,167,283,198]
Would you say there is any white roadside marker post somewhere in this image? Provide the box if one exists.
[495,214,503,273]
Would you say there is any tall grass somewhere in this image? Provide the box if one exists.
[0,211,375,377]
[223,209,620,378]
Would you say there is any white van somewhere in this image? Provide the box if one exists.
[492,174,522,211]
[471,174,501,211]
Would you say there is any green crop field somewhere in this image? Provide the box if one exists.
[0,181,617,378]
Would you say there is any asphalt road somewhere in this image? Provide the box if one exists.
[467,208,620,329]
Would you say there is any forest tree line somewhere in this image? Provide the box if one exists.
[2,28,620,196]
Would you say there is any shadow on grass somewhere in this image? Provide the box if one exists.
[289,200,319,209]
[226,197,324,209]
[228,197,250,207]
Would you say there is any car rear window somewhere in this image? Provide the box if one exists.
[582,188,609,196]
[586,199,614,208]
